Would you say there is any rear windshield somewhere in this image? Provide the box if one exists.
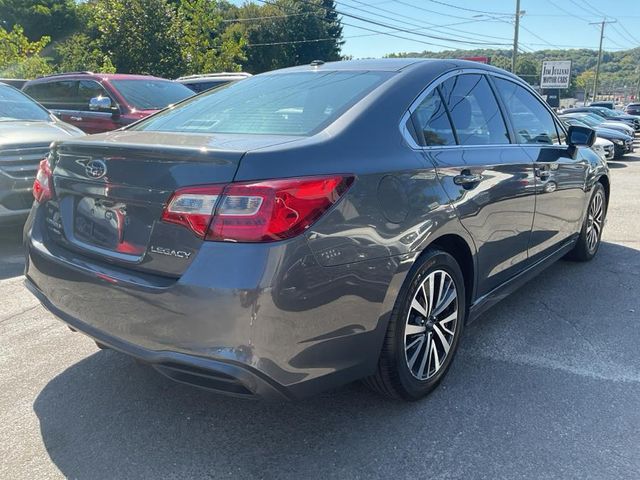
[111,80,194,110]
[132,71,391,136]
[0,84,50,122]
[184,80,230,93]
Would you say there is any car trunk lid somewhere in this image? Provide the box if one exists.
[44,131,299,277]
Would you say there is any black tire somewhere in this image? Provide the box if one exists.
[364,249,466,400]
[566,182,607,262]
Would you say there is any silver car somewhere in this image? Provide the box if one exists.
[0,83,83,226]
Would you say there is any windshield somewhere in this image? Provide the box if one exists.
[0,84,51,122]
[600,107,622,117]
[133,71,391,136]
[111,80,194,110]
[563,118,588,128]
[574,114,602,127]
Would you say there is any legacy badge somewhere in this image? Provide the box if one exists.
[150,245,192,259]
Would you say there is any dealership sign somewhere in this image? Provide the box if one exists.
[540,61,572,89]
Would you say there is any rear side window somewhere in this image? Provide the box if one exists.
[411,89,456,146]
[25,80,77,110]
[133,71,390,135]
[494,78,560,145]
[439,74,509,145]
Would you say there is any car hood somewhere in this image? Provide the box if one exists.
[599,121,634,133]
[0,119,84,147]
[595,127,631,140]
[593,137,613,147]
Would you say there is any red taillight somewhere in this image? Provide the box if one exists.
[161,185,224,238]
[161,175,354,242]
[33,158,53,203]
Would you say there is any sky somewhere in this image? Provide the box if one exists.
[230,0,640,58]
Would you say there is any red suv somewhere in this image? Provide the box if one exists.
[22,72,194,134]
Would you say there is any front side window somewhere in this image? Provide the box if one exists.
[77,80,115,111]
[494,78,559,145]
[133,71,390,135]
[411,89,456,146]
[439,74,510,146]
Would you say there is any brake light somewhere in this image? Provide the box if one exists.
[33,158,53,202]
[161,175,354,242]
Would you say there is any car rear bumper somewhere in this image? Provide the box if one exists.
[24,209,403,399]
[25,278,291,399]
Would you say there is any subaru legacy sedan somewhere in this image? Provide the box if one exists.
[24,59,609,401]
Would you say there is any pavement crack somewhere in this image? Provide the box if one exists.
[0,304,40,325]
[538,299,601,357]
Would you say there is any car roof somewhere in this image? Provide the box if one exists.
[268,58,518,79]
[177,73,252,81]
[24,73,170,84]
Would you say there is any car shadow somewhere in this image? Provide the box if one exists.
[606,161,627,169]
[0,225,25,280]
[32,242,640,478]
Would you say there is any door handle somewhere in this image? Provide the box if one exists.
[454,171,483,186]
[70,116,83,121]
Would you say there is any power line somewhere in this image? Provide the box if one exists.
[425,0,510,16]
[341,0,515,43]
[258,0,515,49]
[337,0,512,46]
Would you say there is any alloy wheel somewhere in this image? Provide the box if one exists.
[586,190,604,253]
[404,270,458,381]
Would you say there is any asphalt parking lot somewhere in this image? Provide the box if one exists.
[1,146,639,480]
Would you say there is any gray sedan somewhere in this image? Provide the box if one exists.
[0,83,83,225]
[24,60,609,401]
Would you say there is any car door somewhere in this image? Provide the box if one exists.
[492,77,589,262]
[75,80,121,133]
[24,80,80,127]
[412,72,536,297]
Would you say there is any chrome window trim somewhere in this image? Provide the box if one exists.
[399,67,567,151]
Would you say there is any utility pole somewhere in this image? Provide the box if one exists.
[636,67,640,101]
[512,0,521,74]
[589,18,616,103]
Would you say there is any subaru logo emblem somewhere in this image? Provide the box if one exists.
[85,159,107,179]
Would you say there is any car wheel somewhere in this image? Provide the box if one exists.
[364,249,466,400]
[566,182,607,262]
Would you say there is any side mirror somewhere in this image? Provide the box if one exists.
[566,125,596,147]
[89,96,113,112]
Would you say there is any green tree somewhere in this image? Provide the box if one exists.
[239,0,344,73]
[515,57,539,85]
[90,0,183,77]
[54,33,116,73]
[0,0,78,42]
[0,25,52,78]
[177,0,246,74]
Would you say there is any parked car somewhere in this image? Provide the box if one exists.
[562,111,635,136]
[25,59,609,401]
[591,137,615,161]
[0,83,83,226]
[22,72,194,134]
[176,72,252,93]
[563,106,639,131]
[560,115,633,158]
[589,101,615,110]
[625,103,640,116]
[0,78,28,89]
